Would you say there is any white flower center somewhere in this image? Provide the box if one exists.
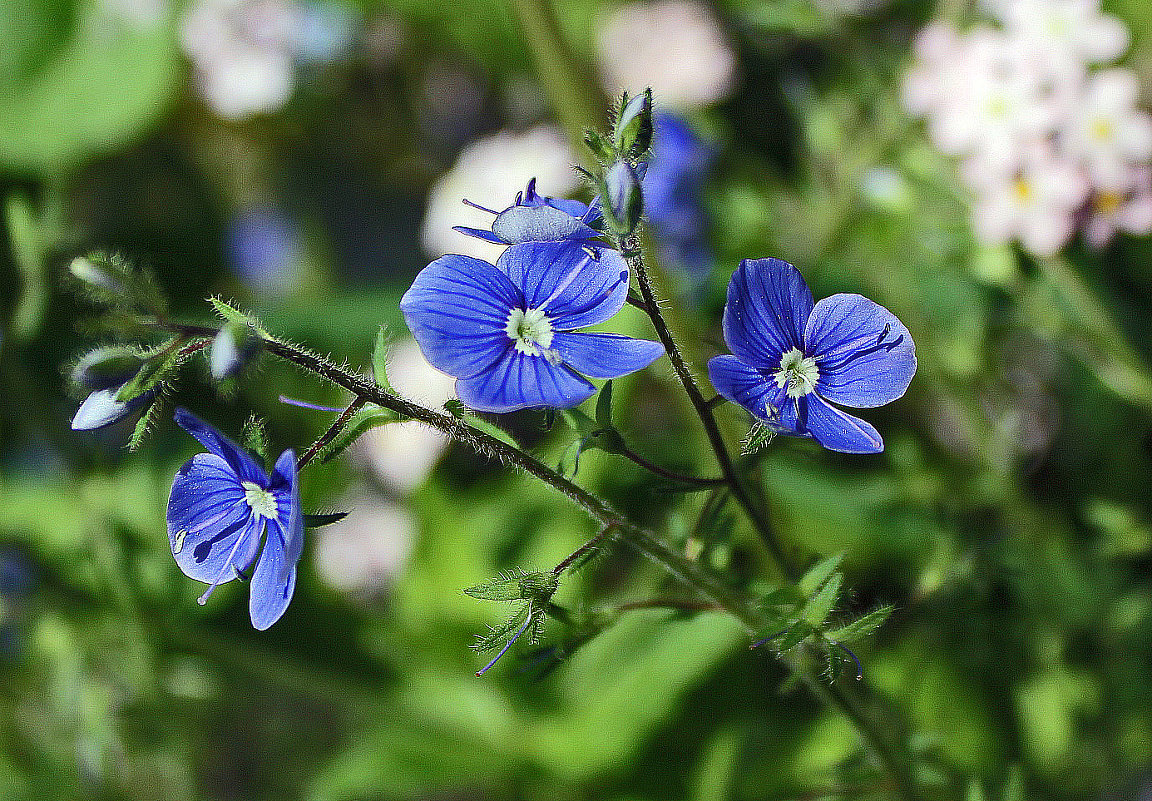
[774,347,819,398]
[505,307,560,363]
[242,481,279,521]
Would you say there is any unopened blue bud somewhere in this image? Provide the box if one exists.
[72,347,145,391]
[71,383,153,431]
[614,89,653,161]
[210,322,263,381]
[604,160,643,236]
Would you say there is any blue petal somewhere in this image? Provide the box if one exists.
[249,524,297,630]
[707,355,782,420]
[804,294,916,409]
[174,408,268,485]
[167,454,262,583]
[269,449,304,577]
[455,350,595,412]
[801,394,884,454]
[452,225,507,245]
[71,386,152,431]
[722,258,814,369]
[551,332,664,379]
[545,197,595,220]
[497,242,629,330]
[400,254,521,379]
[491,206,600,244]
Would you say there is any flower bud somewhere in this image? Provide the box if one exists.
[210,322,264,381]
[69,255,129,297]
[71,347,145,391]
[613,89,653,161]
[71,384,153,431]
[603,160,643,236]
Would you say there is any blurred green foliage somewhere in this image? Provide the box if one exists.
[4,1,1152,800]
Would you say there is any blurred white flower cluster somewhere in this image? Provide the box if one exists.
[596,0,736,109]
[903,0,1152,254]
[180,0,355,120]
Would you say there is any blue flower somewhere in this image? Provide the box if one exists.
[708,258,916,454]
[166,408,303,630]
[643,113,716,277]
[453,178,603,245]
[401,240,664,412]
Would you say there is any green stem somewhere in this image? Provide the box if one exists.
[622,235,796,579]
[510,0,606,160]
[260,338,761,628]
[297,397,367,469]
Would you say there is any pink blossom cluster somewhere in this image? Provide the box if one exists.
[903,0,1152,254]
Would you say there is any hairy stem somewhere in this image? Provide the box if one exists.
[260,338,761,627]
[621,235,795,579]
[297,397,367,469]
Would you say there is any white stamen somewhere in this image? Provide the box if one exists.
[774,348,819,398]
[505,307,559,362]
[242,481,280,521]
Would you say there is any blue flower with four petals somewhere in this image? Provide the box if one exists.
[708,258,916,454]
[166,408,303,629]
[401,240,664,412]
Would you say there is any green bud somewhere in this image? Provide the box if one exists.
[210,322,263,380]
[613,89,653,161]
[72,347,145,391]
[603,160,643,236]
[69,255,129,297]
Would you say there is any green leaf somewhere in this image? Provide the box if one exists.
[0,4,180,175]
[241,415,269,462]
[773,621,814,653]
[560,408,599,437]
[595,380,614,427]
[801,571,843,627]
[443,398,466,419]
[583,129,614,163]
[126,397,162,453]
[463,414,518,448]
[740,421,777,455]
[824,605,894,643]
[114,340,185,402]
[472,604,532,654]
[209,297,269,338]
[304,512,349,528]
[4,192,48,341]
[464,570,558,603]
[798,553,844,596]
[318,405,399,464]
[371,327,393,391]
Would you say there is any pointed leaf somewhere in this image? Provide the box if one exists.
[824,605,894,643]
[799,553,844,596]
[372,327,392,391]
[595,380,614,427]
[304,512,349,528]
[802,571,843,627]
[318,405,400,464]
[126,396,162,452]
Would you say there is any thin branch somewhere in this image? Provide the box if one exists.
[296,397,367,470]
[617,444,725,487]
[621,235,796,579]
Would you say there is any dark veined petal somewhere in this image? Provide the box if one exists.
[799,394,884,454]
[804,294,916,409]
[248,523,297,630]
[722,258,814,369]
[174,408,267,484]
[455,350,595,413]
[551,332,664,379]
[167,453,263,583]
[496,242,629,330]
[269,449,304,576]
[400,254,522,379]
[707,355,782,421]
[491,205,600,244]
